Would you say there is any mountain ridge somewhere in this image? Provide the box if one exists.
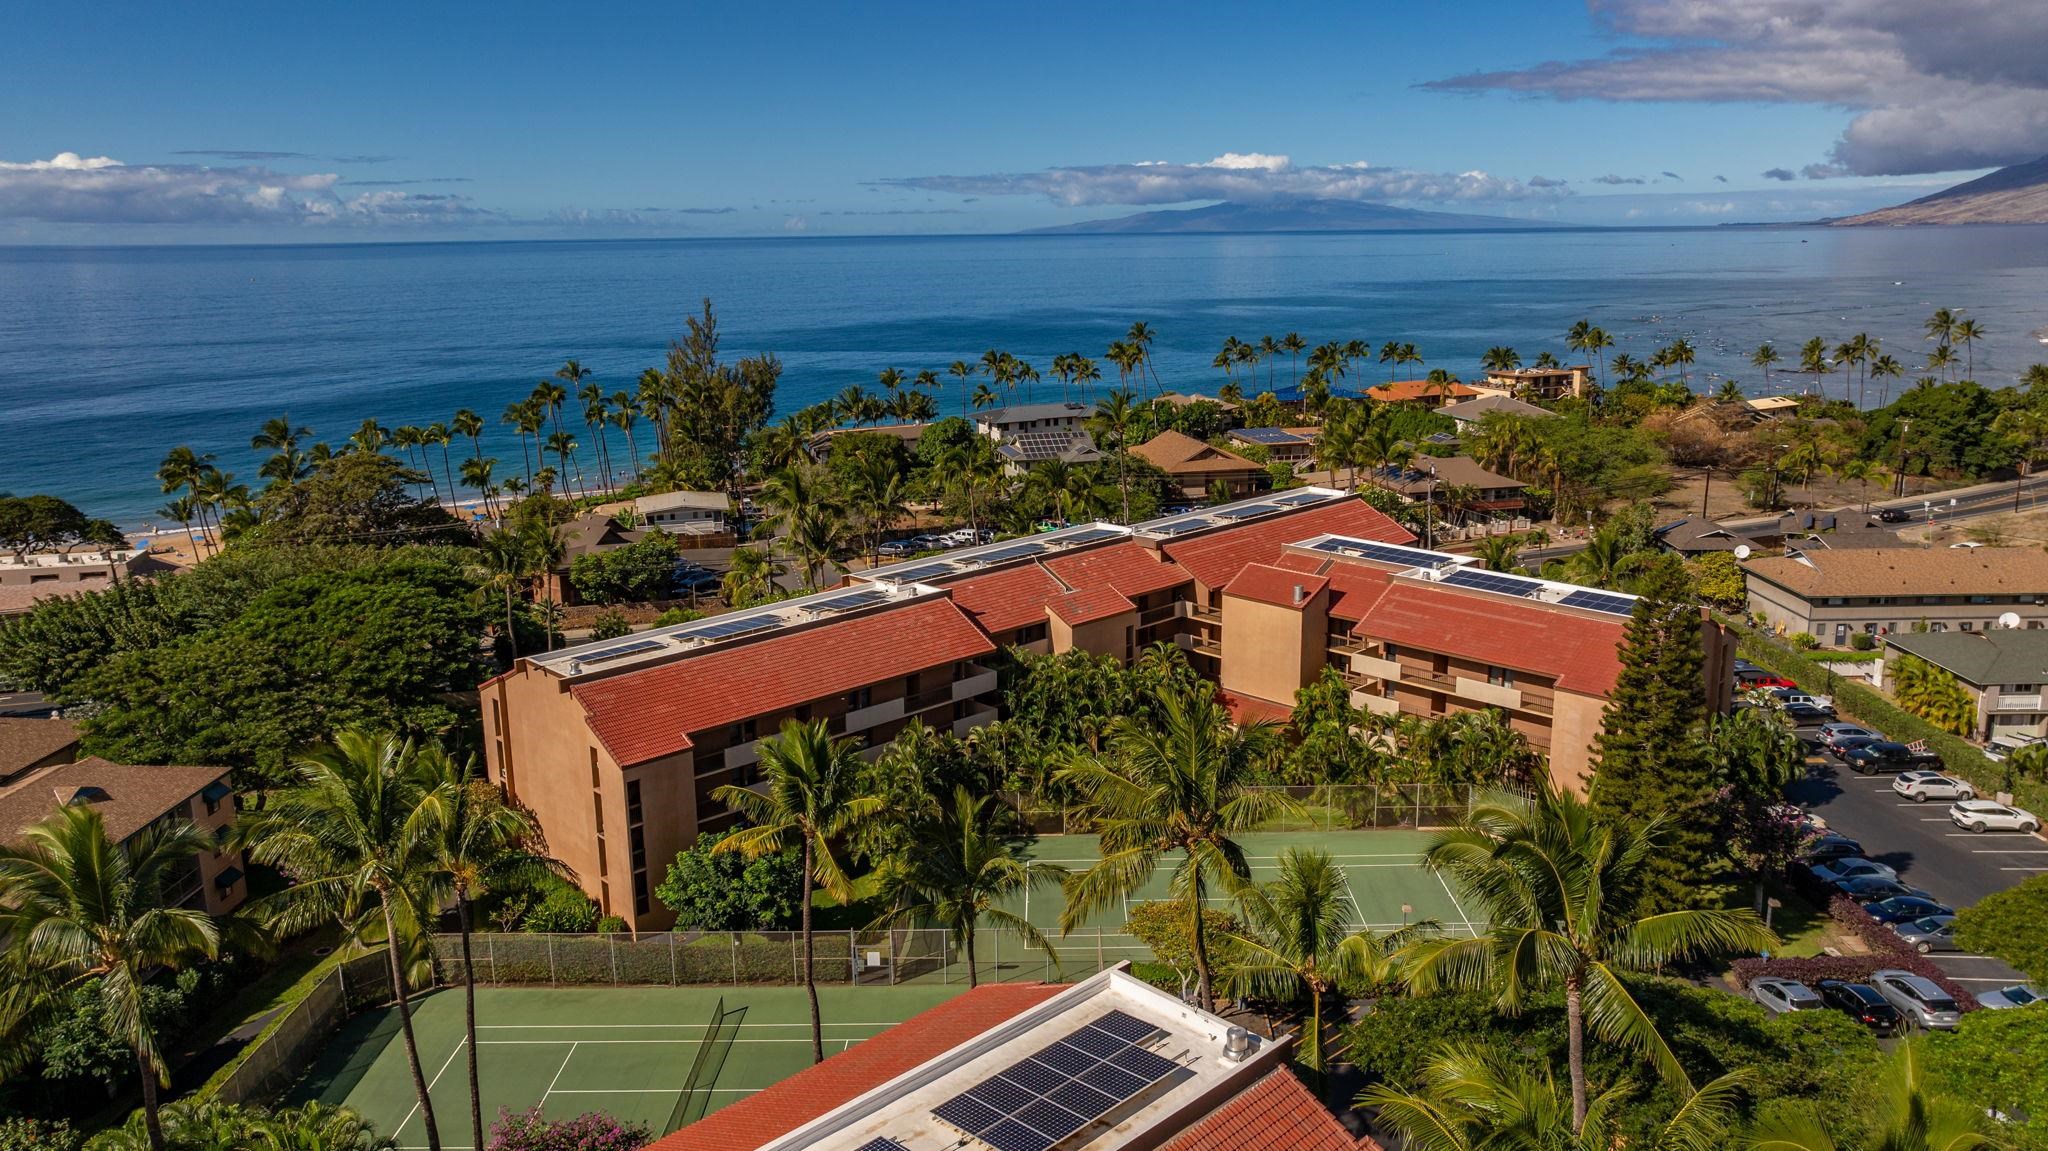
[1019,198,1562,234]
[1833,155,2048,225]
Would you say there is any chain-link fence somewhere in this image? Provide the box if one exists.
[428,927,1151,989]
[1008,783,1487,835]
[210,948,395,1106]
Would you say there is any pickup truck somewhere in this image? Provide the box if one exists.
[1843,741,1947,775]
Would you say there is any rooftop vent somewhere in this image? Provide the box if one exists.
[1292,584,1305,605]
[62,785,111,806]
[1222,1026,1255,1062]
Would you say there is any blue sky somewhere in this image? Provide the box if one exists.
[3,0,2036,241]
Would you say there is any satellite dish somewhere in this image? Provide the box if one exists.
[1999,612,2023,630]
[1734,544,1752,560]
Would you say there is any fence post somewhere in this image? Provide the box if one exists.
[732,935,739,984]
[547,935,557,986]
[793,934,801,985]
[993,925,1000,984]
[1096,928,1104,976]
[487,935,497,986]
[670,932,678,986]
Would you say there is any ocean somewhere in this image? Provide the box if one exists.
[6,225,2048,524]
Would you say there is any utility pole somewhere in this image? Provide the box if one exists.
[1700,467,1712,518]
[1893,418,1912,498]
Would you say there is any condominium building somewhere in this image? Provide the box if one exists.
[486,487,1725,929]
[1476,364,1591,400]
[1881,629,2048,744]
[1742,546,2048,647]
[0,545,134,618]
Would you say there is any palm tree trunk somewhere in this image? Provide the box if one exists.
[1189,881,1213,1011]
[503,585,520,659]
[965,927,979,989]
[137,1047,164,1151]
[460,892,483,1150]
[385,899,444,1151]
[1565,968,1588,1133]
[801,843,823,1063]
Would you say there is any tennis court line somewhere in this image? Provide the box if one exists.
[1434,871,1478,937]
[395,1037,468,1144]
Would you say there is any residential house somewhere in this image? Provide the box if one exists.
[634,490,731,540]
[0,544,134,618]
[1476,364,1591,400]
[1128,430,1266,500]
[973,402,1092,444]
[1365,379,1483,407]
[543,511,653,606]
[1652,517,1764,558]
[1363,455,1527,517]
[1881,629,2048,744]
[994,429,1102,475]
[0,716,81,785]
[1437,393,1557,429]
[1742,546,2048,647]
[1753,508,1901,552]
[1225,427,1319,469]
[0,757,247,915]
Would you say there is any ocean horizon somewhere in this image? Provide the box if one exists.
[6,224,2048,525]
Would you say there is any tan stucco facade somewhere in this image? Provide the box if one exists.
[1219,589,1328,709]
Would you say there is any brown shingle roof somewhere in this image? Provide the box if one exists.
[1130,430,1264,476]
[1742,546,2048,599]
[0,757,229,845]
[0,717,80,781]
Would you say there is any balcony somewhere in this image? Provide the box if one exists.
[1187,634,1221,657]
[1997,694,2044,711]
[1139,602,1182,626]
[905,685,954,715]
[1454,677,1523,710]
[844,697,905,733]
[1350,689,1400,716]
[952,666,998,701]
[1352,654,1402,680]
[723,740,761,771]
[1190,602,1221,622]
[952,704,998,738]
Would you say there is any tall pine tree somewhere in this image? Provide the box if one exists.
[1588,553,1720,912]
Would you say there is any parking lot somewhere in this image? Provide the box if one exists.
[1785,717,2041,992]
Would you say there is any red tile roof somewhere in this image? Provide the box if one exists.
[942,562,1069,635]
[1042,541,1189,601]
[1367,379,1482,404]
[569,598,996,765]
[650,983,1065,1151]
[1359,582,1626,695]
[1219,689,1294,726]
[1164,500,1413,591]
[1225,564,1327,610]
[1049,586,1135,626]
[1160,1066,1381,1151]
[1273,554,1394,622]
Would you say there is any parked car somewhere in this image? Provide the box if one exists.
[1976,984,2045,1010]
[1800,833,1864,861]
[940,528,980,546]
[1871,969,1963,1030]
[1740,674,1799,690]
[1875,507,1912,523]
[1891,915,1960,954]
[1891,771,1976,802]
[1949,799,2043,833]
[1771,688,1835,709]
[1864,895,1953,925]
[1811,857,1900,885]
[1816,980,1903,1035]
[1984,737,2045,763]
[674,572,724,596]
[1819,722,1883,750]
[1844,742,1945,774]
[874,539,922,558]
[1751,977,1825,1015]
[1784,702,1836,724]
[1828,734,1884,757]
[1834,876,1930,904]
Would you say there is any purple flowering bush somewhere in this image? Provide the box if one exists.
[485,1107,651,1151]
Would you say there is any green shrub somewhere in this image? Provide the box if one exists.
[1789,632,1820,650]
[1953,874,2048,983]
[653,607,703,627]
[521,877,599,933]
[588,610,631,641]
[595,915,629,935]
[653,829,803,931]
[1122,901,1243,974]
[0,1117,76,1151]
[1848,631,1875,651]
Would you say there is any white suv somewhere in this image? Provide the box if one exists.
[1871,969,1962,1030]
[1891,772,1975,802]
[1949,800,2042,833]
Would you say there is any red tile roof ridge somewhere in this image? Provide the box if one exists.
[649,983,1065,1151]
[1049,585,1135,626]
[1359,581,1625,695]
[1225,563,1328,610]
[1164,500,1413,591]
[1159,1064,1381,1151]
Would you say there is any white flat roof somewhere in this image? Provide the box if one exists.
[761,969,1286,1151]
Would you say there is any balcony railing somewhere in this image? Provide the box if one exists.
[952,667,999,701]
[905,686,954,715]
[844,697,905,733]
[723,740,761,771]
[1139,602,1182,626]
[1997,694,2044,711]
[952,704,998,738]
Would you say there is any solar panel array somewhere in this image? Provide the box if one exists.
[1143,518,1214,537]
[931,1009,1178,1151]
[882,562,957,584]
[1557,588,1638,616]
[1211,503,1280,521]
[1439,568,1547,598]
[684,614,783,641]
[973,540,1052,565]
[1052,527,1123,548]
[854,1140,911,1151]
[575,638,666,665]
[1273,489,1334,506]
[1307,537,1455,569]
[1230,427,1305,445]
[810,587,893,615]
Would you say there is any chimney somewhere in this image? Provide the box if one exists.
[1292,584,1305,605]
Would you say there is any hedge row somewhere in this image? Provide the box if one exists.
[1730,893,1978,1013]
[1730,624,2048,814]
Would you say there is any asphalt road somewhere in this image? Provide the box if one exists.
[1785,723,2043,992]
[0,690,55,718]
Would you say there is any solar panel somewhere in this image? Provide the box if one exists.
[1211,503,1280,521]
[1308,537,1452,569]
[1232,427,1303,445]
[1274,489,1331,505]
[810,587,892,614]
[1440,568,1546,597]
[574,638,664,665]
[969,1076,1034,1114]
[931,1007,1183,1151]
[1051,527,1122,548]
[854,1140,912,1151]
[1034,1042,1098,1077]
[685,614,781,640]
[880,562,955,584]
[973,541,1051,565]
[1145,518,1214,537]
[1089,1010,1162,1044]
[1558,588,1638,616]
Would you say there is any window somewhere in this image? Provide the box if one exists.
[1384,644,1400,661]
[589,749,600,790]
[845,686,872,711]
[490,698,501,736]
[1487,666,1514,687]
[727,718,758,745]
[1961,621,1974,632]
[1016,622,1049,644]
[795,703,811,722]
[626,780,643,825]
[903,674,919,697]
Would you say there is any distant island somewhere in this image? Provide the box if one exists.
[1833,154,2048,225]
[1020,197,1562,234]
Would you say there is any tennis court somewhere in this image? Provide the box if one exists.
[291,984,965,1150]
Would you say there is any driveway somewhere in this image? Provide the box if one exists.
[1786,727,2043,991]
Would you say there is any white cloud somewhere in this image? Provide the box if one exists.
[0,152,493,226]
[1423,0,2048,176]
[880,155,1562,206]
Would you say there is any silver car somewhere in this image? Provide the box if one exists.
[1750,977,1825,1015]
[1890,915,1959,954]
[1891,771,1975,802]
[1976,984,2045,1010]
[1871,969,1963,1030]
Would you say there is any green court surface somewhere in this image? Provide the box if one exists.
[291,984,964,1150]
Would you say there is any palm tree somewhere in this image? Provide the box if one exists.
[475,525,533,657]
[1870,354,1905,406]
[157,445,218,555]
[1223,847,1431,1074]
[460,456,498,517]
[246,731,447,1151]
[451,407,485,467]
[948,360,977,417]
[544,430,581,496]
[415,746,561,1148]
[1951,318,1984,379]
[1364,1043,1748,1151]
[1799,337,1834,399]
[1663,338,1697,387]
[1835,333,1873,407]
[577,384,613,492]
[157,495,200,557]
[550,360,589,435]
[1403,784,1775,1133]
[1751,343,1780,394]
[1088,390,1140,523]
[1472,535,1520,573]
[1057,685,1297,1008]
[1481,346,1522,373]
[0,805,221,1151]
[1833,457,1879,511]
[609,394,641,482]
[722,544,782,607]
[1315,403,1364,489]
[1127,322,1160,395]
[253,415,313,488]
[1281,332,1307,384]
[1927,344,1958,383]
[1923,307,1959,352]
[713,719,880,1063]
[503,400,543,487]
[1741,1041,1994,1151]
[870,787,1066,988]
[1071,355,1101,403]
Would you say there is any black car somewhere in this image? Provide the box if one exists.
[1875,507,1912,524]
[1817,980,1903,1035]
[1865,896,1953,925]
[1784,702,1835,723]
[1801,833,1865,861]
[1835,876,1929,903]
[1843,741,1945,774]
